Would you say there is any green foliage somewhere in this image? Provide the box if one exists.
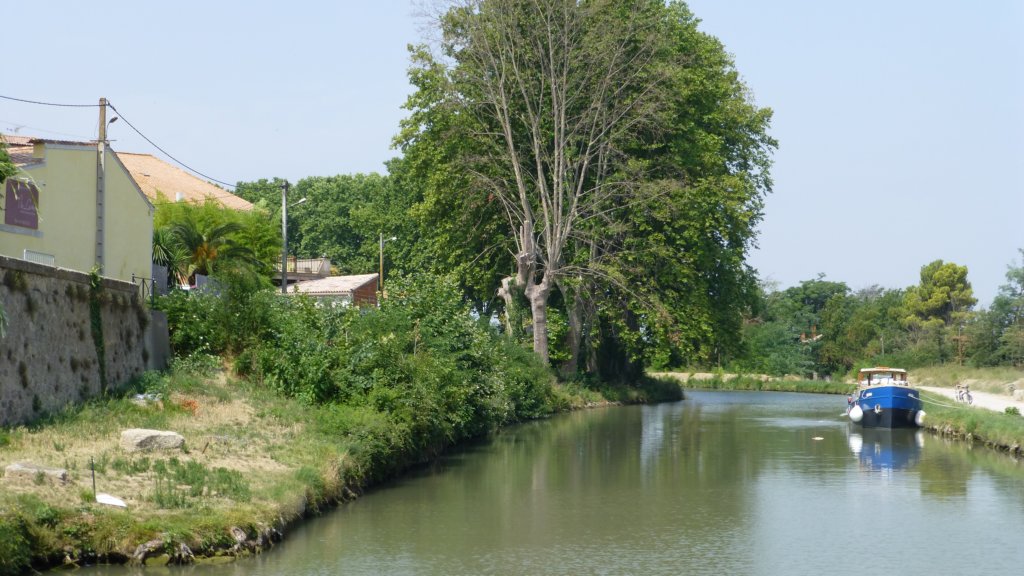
[149,458,251,508]
[161,267,557,459]
[901,260,976,365]
[0,139,18,183]
[153,198,278,286]
[1005,406,1020,416]
[398,0,774,374]
[0,514,31,576]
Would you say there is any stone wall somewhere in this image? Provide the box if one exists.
[0,255,149,426]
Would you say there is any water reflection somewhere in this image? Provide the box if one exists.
[847,428,923,471]
[73,391,1024,576]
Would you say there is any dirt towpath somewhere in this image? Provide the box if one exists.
[919,386,1024,414]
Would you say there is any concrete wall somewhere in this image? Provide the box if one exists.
[0,255,149,426]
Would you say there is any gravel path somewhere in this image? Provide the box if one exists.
[919,386,1024,414]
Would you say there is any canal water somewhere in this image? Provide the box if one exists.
[81,391,1024,575]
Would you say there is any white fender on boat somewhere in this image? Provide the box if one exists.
[849,404,863,423]
[915,410,926,427]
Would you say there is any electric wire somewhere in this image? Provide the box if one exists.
[0,94,101,108]
[106,103,236,189]
[1,93,241,192]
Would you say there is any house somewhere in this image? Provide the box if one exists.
[1,134,153,283]
[289,273,379,307]
[117,152,253,211]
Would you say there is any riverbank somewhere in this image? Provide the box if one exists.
[658,369,1024,457]
[0,362,679,574]
[652,372,854,395]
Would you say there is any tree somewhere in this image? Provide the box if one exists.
[901,260,977,364]
[428,0,675,363]
[0,140,16,184]
[968,249,1024,366]
[393,46,514,315]
[409,0,775,373]
[153,200,273,284]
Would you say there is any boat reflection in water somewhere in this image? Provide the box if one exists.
[848,427,924,471]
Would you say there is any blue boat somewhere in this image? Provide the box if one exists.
[847,367,925,428]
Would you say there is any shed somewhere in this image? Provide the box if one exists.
[289,273,379,307]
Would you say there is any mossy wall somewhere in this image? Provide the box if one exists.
[0,255,148,425]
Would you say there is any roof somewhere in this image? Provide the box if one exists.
[117,152,253,211]
[858,367,907,374]
[1,134,42,166]
[291,274,379,296]
[2,133,251,211]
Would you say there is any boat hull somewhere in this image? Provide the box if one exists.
[853,385,922,428]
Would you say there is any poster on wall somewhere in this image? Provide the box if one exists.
[4,179,39,229]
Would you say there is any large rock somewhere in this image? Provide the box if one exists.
[4,461,68,484]
[121,429,185,453]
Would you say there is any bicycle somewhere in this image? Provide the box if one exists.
[955,384,973,405]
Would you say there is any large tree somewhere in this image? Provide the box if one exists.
[407,0,774,372]
[901,260,977,364]
[434,0,678,363]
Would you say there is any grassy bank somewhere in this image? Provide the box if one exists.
[920,391,1024,452]
[0,359,675,574]
[655,372,855,395]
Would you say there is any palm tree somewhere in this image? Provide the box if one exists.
[169,216,254,282]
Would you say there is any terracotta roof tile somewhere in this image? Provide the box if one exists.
[117,152,253,211]
[292,274,379,295]
[0,134,40,166]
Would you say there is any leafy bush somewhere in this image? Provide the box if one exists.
[164,269,556,462]
[0,516,30,576]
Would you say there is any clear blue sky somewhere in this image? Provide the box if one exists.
[3,1,1021,305]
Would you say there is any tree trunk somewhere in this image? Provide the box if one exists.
[556,278,583,378]
[526,279,552,364]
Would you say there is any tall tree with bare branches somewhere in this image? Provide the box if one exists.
[431,0,673,362]
[399,1,775,376]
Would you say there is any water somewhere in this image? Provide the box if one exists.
[79,391,1024,575]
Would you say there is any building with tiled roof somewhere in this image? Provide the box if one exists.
[1,134,153,283]
[1,135,40,166]
[289,273,379,307]
[116,152,252,211]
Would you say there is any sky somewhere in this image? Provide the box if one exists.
[2,1,1021,305]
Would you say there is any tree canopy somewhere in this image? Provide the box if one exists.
[397,0,775,378]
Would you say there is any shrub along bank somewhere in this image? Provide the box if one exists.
[0,274,679,574]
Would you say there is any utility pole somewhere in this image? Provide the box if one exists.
[281,181,289,294]
[95,98,107,272]
[379,233,396,293]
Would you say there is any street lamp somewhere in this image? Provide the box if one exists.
[379,233,397,293]
[279,183,308,293]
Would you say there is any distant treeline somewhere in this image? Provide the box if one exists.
[730,255,1024,378]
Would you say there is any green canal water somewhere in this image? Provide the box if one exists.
[80,390,1024,575]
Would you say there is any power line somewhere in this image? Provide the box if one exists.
[0,94,100,108]
[0,120,93,141]
[107,103,237,189]
[1,93,240,190]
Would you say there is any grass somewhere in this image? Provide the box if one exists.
[911,365,1024,395]
[557,375,684,406]
[920,390,1024,450]
[0,362,360,573]
[0,356,625,573]
[660,373,855,395]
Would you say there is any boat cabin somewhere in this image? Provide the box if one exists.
[857,367,909,387]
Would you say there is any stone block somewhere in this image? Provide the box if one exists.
[121,429,185,452]
[4,461,68,484]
